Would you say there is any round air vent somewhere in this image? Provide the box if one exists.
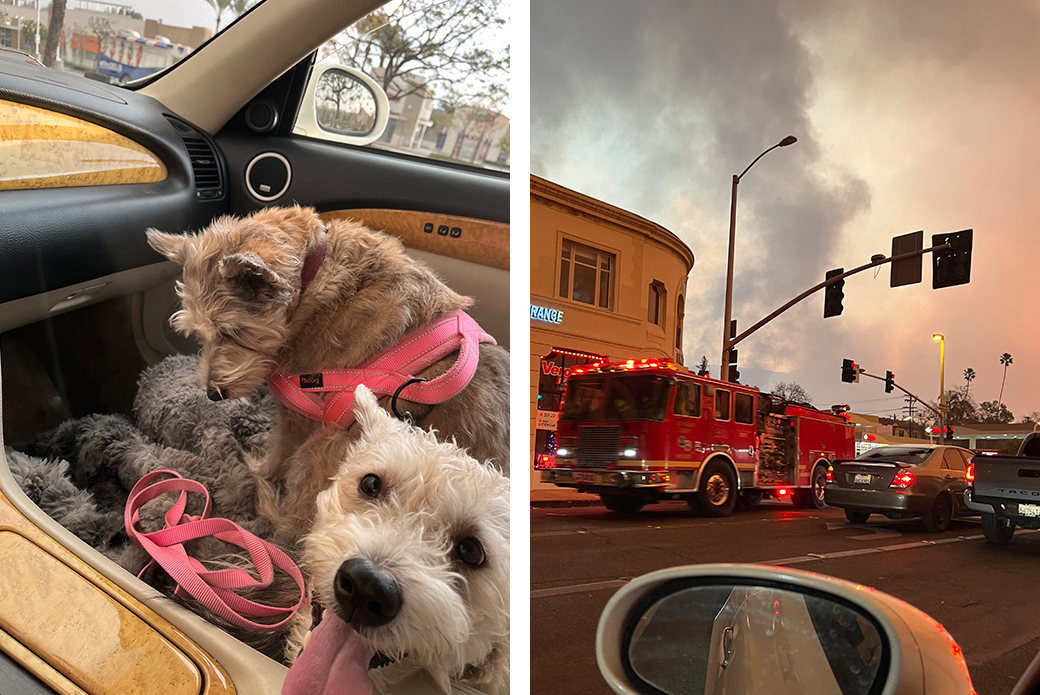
[244,99,279,133]
[245,152,291,202]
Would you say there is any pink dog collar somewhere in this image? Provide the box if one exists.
[125,470,307,633]
[268,309,496,427]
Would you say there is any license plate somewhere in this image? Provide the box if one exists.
[574,471,596,485]
[854,473,871,485]
[1020,503,1040,517]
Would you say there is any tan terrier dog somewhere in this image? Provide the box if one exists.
[146,206,509,532]
[283,386,509,695]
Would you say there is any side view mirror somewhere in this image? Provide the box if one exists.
[293,63,390,146]
[597,564,977,695]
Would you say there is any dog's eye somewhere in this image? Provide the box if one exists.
[358,474,382,498]
[456,537,486,568]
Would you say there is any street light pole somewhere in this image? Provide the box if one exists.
[933,333,945,440]
[35,0,40,60]
[720,135,797,382]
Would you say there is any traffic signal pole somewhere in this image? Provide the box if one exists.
[728,241,951,351]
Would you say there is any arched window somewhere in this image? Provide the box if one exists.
[676,293,685,349]
[648,281,665,325]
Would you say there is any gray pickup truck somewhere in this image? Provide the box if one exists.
[965,431,1040,543]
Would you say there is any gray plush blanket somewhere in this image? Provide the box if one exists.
[8,355,300,659]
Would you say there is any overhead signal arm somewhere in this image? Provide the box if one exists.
[729,241,952,349]
[855,367,942,419]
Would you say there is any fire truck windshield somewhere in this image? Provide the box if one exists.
[560,373,672,424]
[604,374,671,422]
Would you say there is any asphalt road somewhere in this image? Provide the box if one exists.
[531,499,1040,695]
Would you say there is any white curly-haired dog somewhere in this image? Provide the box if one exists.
[282,386,509,695]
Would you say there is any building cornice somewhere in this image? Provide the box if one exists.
[531,175,695,272]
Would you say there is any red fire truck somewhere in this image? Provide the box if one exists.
[538,358,855,515]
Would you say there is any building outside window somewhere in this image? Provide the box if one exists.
[531,175,695,490]
[560,238,614,309]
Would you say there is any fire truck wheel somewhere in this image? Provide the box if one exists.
[692,461,737,517]
[600,494,645,514]
[923,494,953,533]
[792,466,829,509]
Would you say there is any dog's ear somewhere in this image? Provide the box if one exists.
[219,253,292,303]
[354,384,393,435]
[146,229,190,265]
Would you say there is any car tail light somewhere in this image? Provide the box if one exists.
[826,465,834,483]
[965,462,974,486]
[777,488,789,497]
[890,469,915,489]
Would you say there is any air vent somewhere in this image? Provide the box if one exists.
[164,115,225,201]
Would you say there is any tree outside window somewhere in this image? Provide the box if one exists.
[559,239,615,310]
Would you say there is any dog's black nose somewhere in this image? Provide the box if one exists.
[334,558,402,628]
[207,386,228,401]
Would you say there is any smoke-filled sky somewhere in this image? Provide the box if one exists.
[532,0,1040,422]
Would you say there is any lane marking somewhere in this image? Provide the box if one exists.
[531,529,1040,598]
[531,579,630,599]
[532,514,827,538]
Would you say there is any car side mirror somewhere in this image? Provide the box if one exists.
[597,564,976,695]
[294,63,390,146]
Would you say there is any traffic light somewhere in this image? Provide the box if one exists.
[728,349,739,383]
[945,425,955,440]
[885,371,895,393]
[932,229,973,289]
[823,268,845,318]
[841,359,859,383]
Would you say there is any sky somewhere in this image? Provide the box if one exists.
[531,0,1040,422]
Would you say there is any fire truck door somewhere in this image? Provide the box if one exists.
[670,381,701,467]
[730,392,758,469]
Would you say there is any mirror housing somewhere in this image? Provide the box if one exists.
[294,62,390,146]
[597,564,975,695]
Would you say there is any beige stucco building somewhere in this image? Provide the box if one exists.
[530,175,695,489]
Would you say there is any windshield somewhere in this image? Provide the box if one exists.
[603,375,671,422]
[560,377,606,422]
[38,0,267,85]
[855,447,934,465]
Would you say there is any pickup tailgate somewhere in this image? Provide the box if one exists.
[973,455,1040,502]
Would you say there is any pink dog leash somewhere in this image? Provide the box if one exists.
[268,309,496,427]
[125,469,306,633]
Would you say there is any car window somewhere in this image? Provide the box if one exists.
[854,447,933,465]
[297,0,510,172]
[943,449,966,471]
[59,1,267,85]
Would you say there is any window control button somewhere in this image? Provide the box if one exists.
[450,227,462,238]
[437,225,449,236]
[424,222,434,233]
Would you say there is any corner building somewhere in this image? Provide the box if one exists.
[530,176,695,489]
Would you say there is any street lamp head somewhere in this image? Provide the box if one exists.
[932,333,944,342]
[778,135,798,147]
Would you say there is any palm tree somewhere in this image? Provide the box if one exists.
[203,0,257,31]
[963,367,976,398]
[998,353,1013,406]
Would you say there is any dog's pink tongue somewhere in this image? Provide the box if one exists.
[283,612,375,695]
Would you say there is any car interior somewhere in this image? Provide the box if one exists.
[0,0,508,691]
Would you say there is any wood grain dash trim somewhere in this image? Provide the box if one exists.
[0,489,234,695]
[321,209,509,270]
